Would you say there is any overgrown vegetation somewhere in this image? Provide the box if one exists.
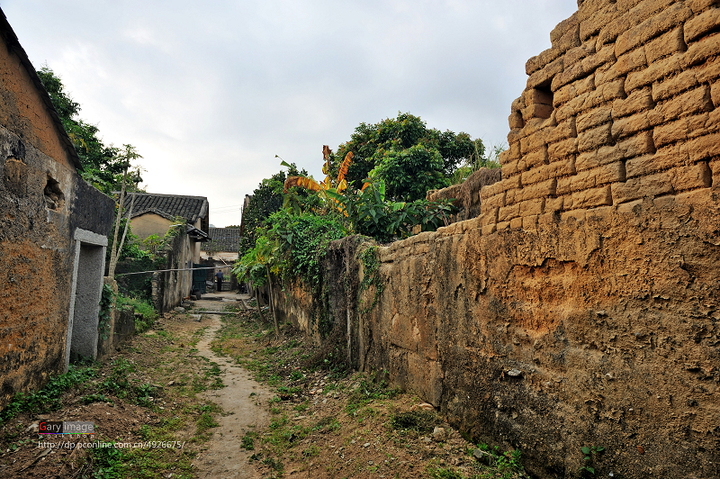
[0,310,223,478]
[208,309,532,479]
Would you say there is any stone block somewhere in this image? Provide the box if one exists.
[711,158,720,181]
[611,171,673,204]
[508,141,521,162]
[615,3,692,56]
[501,159,524,178]
[526,47,563,76]
[684,32,720,68]
[687,132,720,161]
[527,57,564,90]
[552,60,590,92]
[671,162,712,191]
[652,70,700,102]
[509,217,523,230]
[500,175,522,192]
[522,103,554,121]
[584,44,617,73]
[688,0,720,14]
[612,88,655,119]
[511,96,526,113]
[614,47,649,76]
[524,147,549,168]
[578,123,613,152]
[480,182,498,199]
[564,42,596,68]
[519,198,545,217]
[626,55,683,91]
[648,85,712,125]
[520,131,547,155]
[712,81,720,107]
[582,79,626,111]
[556,176,572,196]
[509,112,524,130]
[577,106,612,133]
[551,11,580,44]
[652,113,713,148]
[571,185,613,209]
[646,28,686,63]
[483,193,505,210]
[538,211,560,224]
[553,22,581,53]
[567,161,626,193]
[548,138,578,160]
[544,118,577,144]
[612,112,650,140]
[496,221,510,231]
[554,75,595,108]
[685,7,720,43]
[479,208,499,226]
[626,144,689,178]
[481,223,497,235]
[520,178,557,201]
[522,215,539,230]
[581,4,618,40]
[498,204,520,222]
[577,131,655,171]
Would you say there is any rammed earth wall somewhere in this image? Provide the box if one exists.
[277,1,720,477]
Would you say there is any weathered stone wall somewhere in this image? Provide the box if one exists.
[276,2,720,477]
[0,12,114,410]
[478,0,720,235]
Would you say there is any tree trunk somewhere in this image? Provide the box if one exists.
[266,265,280,337]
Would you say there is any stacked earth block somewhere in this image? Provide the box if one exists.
[480,0,720,233]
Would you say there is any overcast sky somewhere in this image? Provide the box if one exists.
[2,0,577,227]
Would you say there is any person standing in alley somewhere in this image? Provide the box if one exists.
[215,269,224,292]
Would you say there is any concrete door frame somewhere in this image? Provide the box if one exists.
[65,228,108,371]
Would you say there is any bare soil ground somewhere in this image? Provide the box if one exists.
[0,292,529,479]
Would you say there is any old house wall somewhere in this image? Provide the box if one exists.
[277,1,720,477]
[0,13,114,410]
[130,213,174,241]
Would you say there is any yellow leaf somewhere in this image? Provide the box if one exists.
[337,151,353,183]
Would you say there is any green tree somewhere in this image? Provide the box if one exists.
[36,66,142,193]
[331,112,483,200]
[239,163,317,256]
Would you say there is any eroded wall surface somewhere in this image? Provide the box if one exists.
[279,1,720,477]
[0,16,114,409]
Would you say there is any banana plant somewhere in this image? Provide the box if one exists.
[232,235,280,335]
[283,146,353,212]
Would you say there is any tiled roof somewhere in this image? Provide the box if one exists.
[205,227,241,252]
[124,192,208,224]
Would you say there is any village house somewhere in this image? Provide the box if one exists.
[121,192,210,309]
[0,8,115,409]
[200,227,240,291]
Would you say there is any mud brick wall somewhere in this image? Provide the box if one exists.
[276,2,720,478]
[480,0,720,233]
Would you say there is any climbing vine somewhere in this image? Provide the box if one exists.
[357,245,385,315]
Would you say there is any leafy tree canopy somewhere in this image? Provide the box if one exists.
[239,163,318,255]
[37,66,142,193]
[331,112,484,201]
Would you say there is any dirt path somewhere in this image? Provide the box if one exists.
[191,295,274,479]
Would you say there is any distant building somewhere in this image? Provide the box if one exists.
[201,227,241,263]
[125,192,209,263]
[0,8,115,409]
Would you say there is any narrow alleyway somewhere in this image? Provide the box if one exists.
[191,293,274,479]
